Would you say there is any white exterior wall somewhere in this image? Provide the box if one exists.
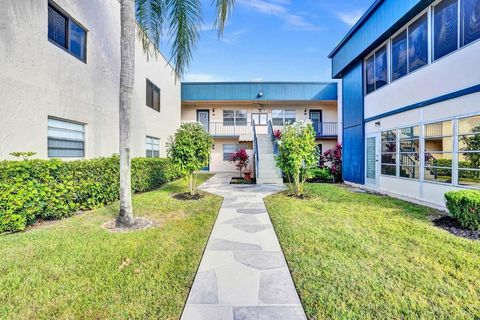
[364,39,480,208]
[0,0,180,160]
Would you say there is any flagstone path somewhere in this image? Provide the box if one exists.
[181,174,307,320]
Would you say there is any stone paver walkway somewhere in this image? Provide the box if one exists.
[182,174,306,320]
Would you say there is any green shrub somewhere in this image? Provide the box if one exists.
[0,156,179,233]
[308,167,334,183]
[444,190,480,230]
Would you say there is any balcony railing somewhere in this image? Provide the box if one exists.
[203,121,253,137]
[198,121,338,138]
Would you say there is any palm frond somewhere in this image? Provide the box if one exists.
[166,0,202,79]
[136,0,167,59]
[213,0,235,36]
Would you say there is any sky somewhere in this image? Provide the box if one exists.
[160,0,373,82]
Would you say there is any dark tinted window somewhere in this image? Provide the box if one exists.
[391,31,408,81]
[408,14,428,72]
[365,55,375,94]
[434,0,459,60]
[146,79,160,111]
[374,46,387,89]
[462,0,480,46]
[48,5,67,48]
[48,3,86,62]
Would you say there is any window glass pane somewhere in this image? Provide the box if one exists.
[374,46,388,89]
[48,118,84,132]
[459,153,480,168]
[425,120,453,137]
[425,152,453,167]
[391,31,408,81]
[223,110,235,124]
[48,126,83,140]
[70,21,86,61]
[272,110,284,126]
[381,130,397,141]
[47,118,84,158]
[400,126,420,139]
[458,169,480,187]
[400,140,419,152]
[381,142,397,153]
[284,110,296,124]
[235,110,248,125]
[153,87,160,111]
[459,115,480,134]
[381,165,396,176]
[424,168,452,183]
[408,14,428,72]
[381,153,397,164]
[434,0,459,60]
[48,5,67,48]
[366,55,375,94]
[400,153,420,166]
[48,148,84,158]
[146,81,153,108]
[400,166,420,179]
[461,0,480,46]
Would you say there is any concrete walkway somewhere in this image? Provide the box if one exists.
[182,174,306,320]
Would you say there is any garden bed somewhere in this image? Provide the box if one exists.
[230,177,256,185]
[433,216,480,240]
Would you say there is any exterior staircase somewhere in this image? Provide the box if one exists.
[255,134,284,184]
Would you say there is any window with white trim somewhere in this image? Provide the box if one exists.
[48,118,85,158]
[146,136,160,158]
[381,130,397,176]
[399,126,420,179]
[223,144,246,161]
[458,115,480,187]
[223,110,247,126]
[272,109,296,126]
[424,120,453,184]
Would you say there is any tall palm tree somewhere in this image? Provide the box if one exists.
[117,0,235,227]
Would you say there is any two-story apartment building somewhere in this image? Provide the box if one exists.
[329,0,480,208]
[181,82,340,180]
[0,0,180,160]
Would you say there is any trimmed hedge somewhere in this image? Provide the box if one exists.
[445,190,480,230]
[0,156,179,233]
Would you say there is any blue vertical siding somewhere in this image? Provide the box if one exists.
[342,62,365,184]
[330,0,433,78]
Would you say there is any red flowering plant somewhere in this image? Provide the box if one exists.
[230,148,250,179]
[273,129,282,140]
[319,144,343,182]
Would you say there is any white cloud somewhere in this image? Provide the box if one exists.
[184,73,225,82]
[335,9,365,27]
[237,0,322,31]
[218,28,248,45]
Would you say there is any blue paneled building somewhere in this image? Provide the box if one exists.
[330,0,480,208]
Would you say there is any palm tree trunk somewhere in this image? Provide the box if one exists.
[117,0,135,227]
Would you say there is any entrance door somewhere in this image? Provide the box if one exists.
[309,110,322,137]
[366,135,379,187]
[197,110,210,132]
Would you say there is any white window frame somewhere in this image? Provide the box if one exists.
[47,117,85,158]
[146,136,160,158]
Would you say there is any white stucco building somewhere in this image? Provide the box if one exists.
[0,0,181,160]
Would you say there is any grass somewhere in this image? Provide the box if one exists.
[0,174,221,320]
[265,184,480,320]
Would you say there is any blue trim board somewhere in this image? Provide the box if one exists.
[364,84,480,123]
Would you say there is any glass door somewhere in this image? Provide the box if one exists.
[197,110,210,132]
[309,110,322,137]
[366,135,379,187]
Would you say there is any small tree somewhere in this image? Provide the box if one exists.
[461,125,480,169]
[167,122,214,195]
[230,149,249,178]
[275,121,318,196]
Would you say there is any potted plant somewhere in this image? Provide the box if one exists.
[230,148,250,181]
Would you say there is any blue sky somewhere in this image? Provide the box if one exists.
[160,0,373,82]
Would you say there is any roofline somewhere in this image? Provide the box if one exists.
[328,0,384,58]
[181,81,337,85]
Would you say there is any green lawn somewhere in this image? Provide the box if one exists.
[0,174,221,320]
[265,184,480,320]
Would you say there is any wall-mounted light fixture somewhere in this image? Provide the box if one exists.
[257,91,264,98]
[375,121,381,127]
[258,104,263,112]
[304,108,307,116]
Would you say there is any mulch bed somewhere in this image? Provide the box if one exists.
[102,217,154,233]
[172,193,204,201]
[433,216,480,241]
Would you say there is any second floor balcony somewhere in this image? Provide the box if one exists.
[201,121,338,139]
